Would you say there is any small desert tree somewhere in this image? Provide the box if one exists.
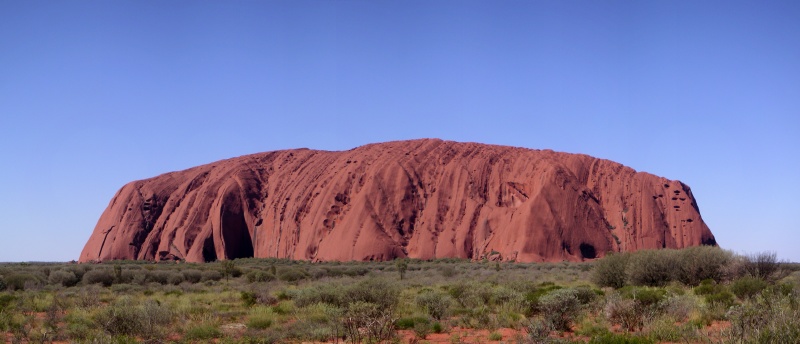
[395,259,408,280]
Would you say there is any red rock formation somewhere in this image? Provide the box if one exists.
[79,139,716,263]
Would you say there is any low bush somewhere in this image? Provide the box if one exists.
[415,290,453,320]
[448,281,493,309]
[277,266,308,282]
[674,246,731,285]
[241,291,258,307]
[413,321,431,339]
[48,269,79,287]
[589,332,655,344]
[4,273,41,291]
[93,296,172,339]
[184,323,222,340]
[538,288,581,331]
[342,301,394,343]
[247,314,273,329]
[730,276,768,300]
[344,278,400,310]
[626,250,678,287]
[181,269,202,283]
[201,270,223,282]
[742,251,789,282]
[395,316,428,330]
[166,272,184,285]
[727,288,800,343]
[83,269,116,286]
[246,270,276,283]
[703,290,735,307]
[592,253,630,289]
[618,286,666,308]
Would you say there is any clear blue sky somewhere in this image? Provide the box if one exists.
[1,1,798,262]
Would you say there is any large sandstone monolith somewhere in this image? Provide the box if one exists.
[80,139,716,263]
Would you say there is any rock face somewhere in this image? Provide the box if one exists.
[79,139,716,263]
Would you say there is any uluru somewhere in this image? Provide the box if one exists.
[79,139,716,263]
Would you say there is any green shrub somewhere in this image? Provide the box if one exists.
[448,281,493,309]
[344,278,400,310]
[64,310,95,340]
[538,288,581,331]
[246,270,276,283]
[742,251,789,282]
[48,269,79,287]
[415,290,453,320]
[619,286,667,308]
[247,314,273,329]
[592,253,630,289]
[574,285,601,305]
[674,246,731,285]
[588,333,655,344]
[490,286,525,310]
[0,276,5,290]
[693,279,723,296]
[184,323,221,340]
[704,290,735,307]
[4,273,41,291]
[731,276,768,300]
[83,269,116,286]
[660,294,696,322]
[604,290,664,332]
[166,272,184,285]
[432,321,444,333]
[727,288,800,343]
[179,269,201,283]
[525,318,553,343]
[626,250,678,287]
[146,270,170,284]
[341,301,394,343]
[241,291,258,307]
[93,296,172,339]
[292,283,345,307]
[395,316,428,330]
[413,321,431,339]
[488,331,502,340]
[201,270,223,282]
[439,265,458,277]
[277,267,308,282]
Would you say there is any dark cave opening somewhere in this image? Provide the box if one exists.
[579,243,597,259]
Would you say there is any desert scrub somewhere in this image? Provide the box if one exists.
[448,281,493,309]
[730,276,768,300]
[538,288,581,331]
[674,246,732,285]
[490,285,526,313]
[588,332,655,344]
[341,301,395,343]
[626,249,678,287]
[48,269,79,287]
[93,296,173,339]
[82,269,116,287]
[183,323,222,340]
[592,253,630,289]
[4,272,42,291]
[247,314,274,330]
[276,266,308,282]
[726,286,800,343]
[415,289,453,320]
